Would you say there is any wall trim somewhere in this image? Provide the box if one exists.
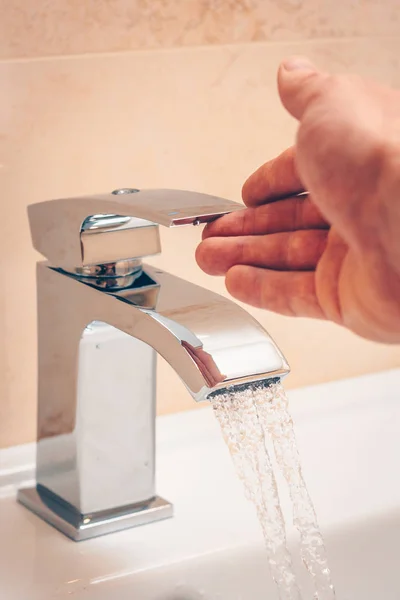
[0,442,36,498]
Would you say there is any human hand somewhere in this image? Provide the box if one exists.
[196,57,400,343]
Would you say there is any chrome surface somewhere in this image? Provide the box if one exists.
[71,258,142,278]
[65,258,144,290]
[17,487,173,541]
[72,273,141,290]
[22,188,290,540]
[80,215,161,268]
[111,188,141,195]
[32,317,159,515]
[82,214,133,230]
[28,188,243,268]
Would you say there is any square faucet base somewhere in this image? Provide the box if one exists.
[17,486,173,541]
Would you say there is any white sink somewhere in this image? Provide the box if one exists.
[1,369,400,599]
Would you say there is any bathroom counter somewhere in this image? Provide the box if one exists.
[1,369,400,600]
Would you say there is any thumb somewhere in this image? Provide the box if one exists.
[278,56,328,120]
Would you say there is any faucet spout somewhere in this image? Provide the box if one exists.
[142,269,289,400]
[49,261,289,405]
[91,264,289,402]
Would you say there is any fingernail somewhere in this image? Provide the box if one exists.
[282,56,316,72]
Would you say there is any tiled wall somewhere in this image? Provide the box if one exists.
[2,0,400,58]
[1,2,400,448]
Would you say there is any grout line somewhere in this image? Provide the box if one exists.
[0,34,399,66]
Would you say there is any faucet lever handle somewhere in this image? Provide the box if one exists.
[28,189,243,269]
[127,188,242,227]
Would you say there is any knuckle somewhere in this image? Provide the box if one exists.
[293,196,304,230]
[286,231,303,266]
[286,230,326,269]
[242,208,256,236]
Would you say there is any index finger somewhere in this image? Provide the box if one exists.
[242,146,304,207]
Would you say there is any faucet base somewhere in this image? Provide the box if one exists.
[17,486,173,541]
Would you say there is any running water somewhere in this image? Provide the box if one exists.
[212,379,335,600]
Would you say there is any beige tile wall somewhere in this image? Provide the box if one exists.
[1,3,400,448]
[2,0,400,59]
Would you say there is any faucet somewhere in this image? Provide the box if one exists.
[18,188,289,541]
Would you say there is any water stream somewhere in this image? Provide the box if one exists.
[212,379,335,599]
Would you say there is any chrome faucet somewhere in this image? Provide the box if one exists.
[18,188,289,541]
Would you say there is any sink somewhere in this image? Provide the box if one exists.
[1,369,400,599]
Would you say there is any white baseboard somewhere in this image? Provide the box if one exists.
[0,442,36,498]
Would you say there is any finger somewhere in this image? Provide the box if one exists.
[315,229,349,324]
[225,266,325,319]
[196,230,328,276]
[242,147,304,207]
[277,56,329,121]
[202,194,328,240]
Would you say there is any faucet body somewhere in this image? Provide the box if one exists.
[18,189,289,540]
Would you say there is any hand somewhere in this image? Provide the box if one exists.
[196,57,400,343]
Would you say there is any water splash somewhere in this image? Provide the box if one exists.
[212,379,335,599]
[213,386,302,600]
[255,381,336,599]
